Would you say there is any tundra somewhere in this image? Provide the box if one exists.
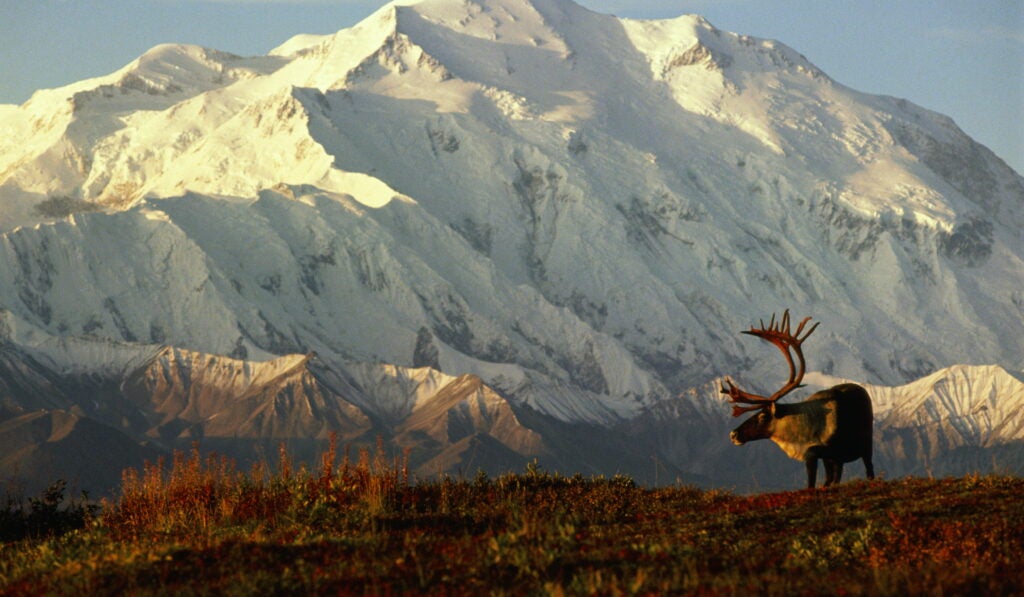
[722,311,874,488]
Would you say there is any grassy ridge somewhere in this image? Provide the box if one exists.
[1,440,1021,595]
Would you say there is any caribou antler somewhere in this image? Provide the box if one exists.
[721,310,820,417]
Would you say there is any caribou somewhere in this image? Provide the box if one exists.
[722,311,874,488]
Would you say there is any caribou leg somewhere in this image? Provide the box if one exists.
[819,460,842,486]
[805,457,818,488]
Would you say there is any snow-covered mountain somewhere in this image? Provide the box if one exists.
[1,0,1022,492]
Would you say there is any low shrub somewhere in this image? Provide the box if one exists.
[2,443,1021,595]
[0,480,99,542]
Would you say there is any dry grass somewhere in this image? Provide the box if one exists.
[1,439,1021,596]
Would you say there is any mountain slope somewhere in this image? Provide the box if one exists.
[0,408,161,497]
[0,0,1022,489]
[1,329,1021,494]
[0,331,555,493]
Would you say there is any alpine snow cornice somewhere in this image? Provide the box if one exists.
[1,0,1022,432]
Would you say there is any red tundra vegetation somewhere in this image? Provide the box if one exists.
[1,437,1021,595]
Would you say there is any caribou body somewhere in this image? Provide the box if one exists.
[722,311,875,488]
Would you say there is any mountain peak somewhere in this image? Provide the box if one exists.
[2,0,1023,487]
[398,0,588,42]
[1,0,1022,435]
[392,0,575,59]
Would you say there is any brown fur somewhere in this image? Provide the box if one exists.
[731,383,874,488]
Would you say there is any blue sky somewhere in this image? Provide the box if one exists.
[2,0,1022,173]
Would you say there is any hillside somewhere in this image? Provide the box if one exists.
[1,453,1021,595]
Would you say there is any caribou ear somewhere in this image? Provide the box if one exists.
[769,402,777,417]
